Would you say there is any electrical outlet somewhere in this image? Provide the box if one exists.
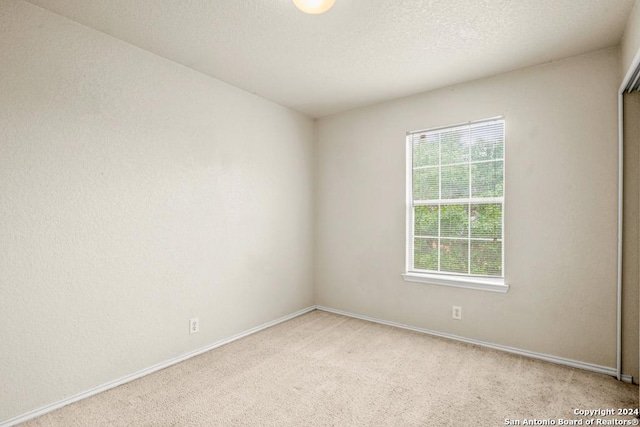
[190,318,199,334]
[452,306,462,320]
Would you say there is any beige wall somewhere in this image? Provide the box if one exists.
[315,48,621,369]
[0,0,314,422]
[623,93,640,384]
[623,0,640,81]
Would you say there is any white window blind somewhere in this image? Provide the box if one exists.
[406,118,504,279]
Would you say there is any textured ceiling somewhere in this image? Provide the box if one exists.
[24,0,636,117]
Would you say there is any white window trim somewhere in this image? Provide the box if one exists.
[403,117,508,293]
[401,271,508,293]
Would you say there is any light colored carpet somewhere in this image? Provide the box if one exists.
[22,310,638,426]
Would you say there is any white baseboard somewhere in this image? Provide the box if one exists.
[316,305,633,383]
[0,306,316,427]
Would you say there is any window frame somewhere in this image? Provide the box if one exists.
[402,117,508,293]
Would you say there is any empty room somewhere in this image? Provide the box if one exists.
[2,0,640,425]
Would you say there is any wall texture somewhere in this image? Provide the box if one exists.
[622,0,640,81]
[315,48,622,371]
[0,0,314,422]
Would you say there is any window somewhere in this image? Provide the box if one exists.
[402,117,507,293]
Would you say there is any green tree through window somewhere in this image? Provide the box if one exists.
[408,118,504,277]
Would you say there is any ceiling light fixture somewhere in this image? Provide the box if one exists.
[292,0,335,14]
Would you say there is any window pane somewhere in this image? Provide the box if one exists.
[471,241,502,276]
[413,134,439,167]
[408,119,504,279]
[441,165,469,199]
[414,237,438,271]
[470,203,502,239]
[471,122,504,161]
[471,161,503,197]
[440,239,468,274]
[413,167,439,200]
[440,128,469,165]
[440,204,468,237]
[414,205,438,237]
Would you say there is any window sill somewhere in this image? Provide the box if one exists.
[401,272,508,293]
